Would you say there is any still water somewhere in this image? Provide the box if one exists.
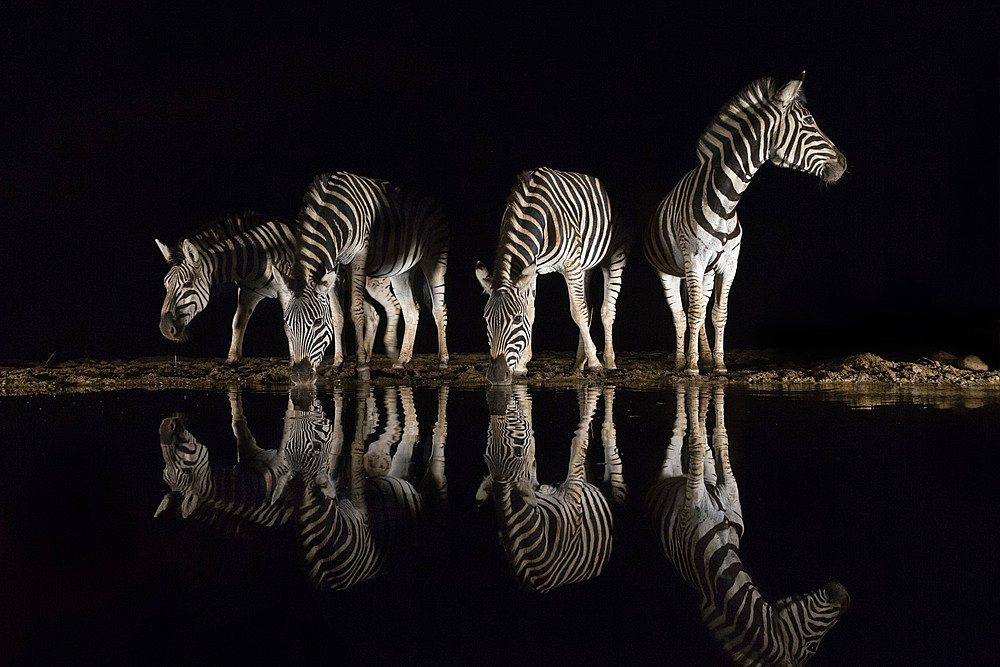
[2,383,998,665]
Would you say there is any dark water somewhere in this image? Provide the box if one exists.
[2,383,998,666]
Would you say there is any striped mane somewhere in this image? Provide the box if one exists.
[166,210,264,263]
[696,77,806,162]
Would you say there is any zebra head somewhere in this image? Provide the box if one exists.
[156,413,209,518]
[769,73,847,183]
[157,239,211,342]
[274,269,337,385]
[476,262,536,385]
[764,582,851,665]
[282,388,338,481]
[478,386,537,504]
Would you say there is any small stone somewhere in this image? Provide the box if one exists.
[958,355,989,371]
[931,350,958,365]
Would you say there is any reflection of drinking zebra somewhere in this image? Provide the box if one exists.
[646,386,849,664]
[276,172,450,383]
[156,212,399,367]
[644,74,846,375]
[476,385,620,593]
[475,167,629,385]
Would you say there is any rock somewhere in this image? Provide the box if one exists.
[958,355,989,371]
[844,352,886,370]
[931,350,958,365]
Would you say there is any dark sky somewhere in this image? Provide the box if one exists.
[3,2,998,364]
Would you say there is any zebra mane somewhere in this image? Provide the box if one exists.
[167,210,265,262]
[696,77,807,160]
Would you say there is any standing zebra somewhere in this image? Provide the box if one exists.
[644,73,845,375]
[476,384,619,593]
[275,172,450,384]
[476,167,628,385]
[646,386,849,664]
[157,212,400,367]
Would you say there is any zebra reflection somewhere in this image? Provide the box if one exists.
[156,386,449,591]
[646,386,849,665]
[477,385,624,593]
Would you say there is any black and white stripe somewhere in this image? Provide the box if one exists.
[646,386,849,664]
[278,172,450,384]
[644,74,845,375]
[476,167,628,385]
[157,212,399,366]
[476,385,616,593]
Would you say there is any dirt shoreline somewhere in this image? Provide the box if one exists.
[0,350,997,397]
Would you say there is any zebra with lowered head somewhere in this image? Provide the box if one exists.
[275,172,450,384]
[476,167,629,385]
[646,385,849,664]
[644,73,845,375]
[157,211,400,366]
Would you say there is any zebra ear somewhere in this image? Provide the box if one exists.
[180,492,201,518]
[774,74,805,109]
[154,493,173,517]
[515,263,537,292]
[155,238,172,263]
[475,261,492,295]
[315,270,338,298]
[517,479,538,506]
[269,260,293,304]
[180,239,201,264]
[475,477,492,506]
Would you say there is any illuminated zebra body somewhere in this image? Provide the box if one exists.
[476,167,627,385]
[644,74,846,375]
[278,172,449,384]
[156,213,399,366]
[646,386,849,664]
[476,385,616,593]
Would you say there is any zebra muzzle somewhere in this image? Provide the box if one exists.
[159,313,188,342]
[822,153,847,182]
[289,358,318,385]
[487,356,513,385]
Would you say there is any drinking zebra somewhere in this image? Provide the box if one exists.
[475,167,629,385]
[646,386,849,664]
[156,212,400,367]
[476,384,620,593]
[275,172,450,384]
[644,73,845,375]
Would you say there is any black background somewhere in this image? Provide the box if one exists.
[3,2,997,365]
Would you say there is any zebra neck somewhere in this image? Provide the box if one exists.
[694,152,758,222]
[700,548,780,660]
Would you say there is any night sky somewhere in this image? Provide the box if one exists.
[4,3,998,365]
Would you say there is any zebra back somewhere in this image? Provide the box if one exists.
[646,386,849,664]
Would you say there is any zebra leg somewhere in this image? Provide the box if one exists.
[710,268,737,375]
[699,272,715,372]
[599,250,626,370]
[575,269,594,371]
[516,277,538,375]
[564,262,602,372]
[227,288,266,364]
[709,387,738,510]
[389,273,420,369]
[328,278,347,371]
[684,386,708,508]
[600,386,627,505]
[362,297,380,362]
[420,254,450,369]
[682,263,708,376]
[421,384,449,510]
[349,256,371,379]
[388,386,419,479]
[366,277,400,363]
[657,272,687,372]
[660,385,688,479]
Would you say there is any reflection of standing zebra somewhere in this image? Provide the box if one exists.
[646,386,849,664]
[476,385,618,593]
[156,213,399,367]
[644,74,845,375]
[277,172,450,383]
[475,167,628,385]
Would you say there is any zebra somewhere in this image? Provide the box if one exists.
[475,167,629,385]
[643,73,846,375]
[274,172,450,384]
[475,384,619,593]
[156,212,401,367]
[155,391,293,528]
[646,385,849,664]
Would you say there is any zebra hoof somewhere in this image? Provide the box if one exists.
[684,368,700,377]
[357,367,371,381]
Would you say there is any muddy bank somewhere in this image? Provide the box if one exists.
[0,350,997,397]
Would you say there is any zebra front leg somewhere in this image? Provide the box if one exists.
[710,267,737,375]
[600,254,626,370]
[515,277,538,375]
[564,263,602,372]
[349,256,371,380]
[682,263,708,376]
[658,272,687,372]
[361,297,380,362]
[227,288,266,364]
[327,279,347,371]
[698,272,715,373]
[389,273,420,369]
[421,254,450,369]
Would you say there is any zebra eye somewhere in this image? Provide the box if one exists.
[802,115,815,126]
[512,314,523,325]
[805,641,818,652]
[182,281,193,288]
[313,317,324,328]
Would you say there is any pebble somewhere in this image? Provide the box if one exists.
[958,355,989,371]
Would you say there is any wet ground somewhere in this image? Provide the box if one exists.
[1,350,997,396]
